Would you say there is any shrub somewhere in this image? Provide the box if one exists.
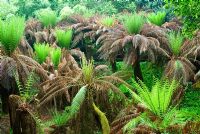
[0,16,25,56]
[59,5,74,20]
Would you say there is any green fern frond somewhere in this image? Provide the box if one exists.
[55,29,73,49]
[100,17,115,27]
[34,43,51,64]
[50,47,61,68]
[93,102,110,134]
[37,8,57,28]
[81,56,94,84]
[69,86,87,119]
[0,16,25,56]
[168,32,184,56]
[147,11,166,26]
[123,14,145,34]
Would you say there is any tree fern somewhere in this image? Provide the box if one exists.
[123,14,145,34]
[0,16,25,56]
[147,11,166,26]
[100,17,115,27]
[37,8,57,28]
[168,32,184,56]
[55,29,73,49]
[50,47,61,68]
[81,56,94,84]
[34,43,51,64]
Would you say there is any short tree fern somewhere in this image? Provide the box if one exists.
[50,47,61,68]
[147,11,166,26]
[123,14,145,34]
[0,16,25,56]
[34,43,51,64]
[55,29,73,49]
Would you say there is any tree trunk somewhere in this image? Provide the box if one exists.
[9,95,36,134]
[133,61,143,81]
[110,60,117,73]
[1,91,9,113]
[9,95,22,134]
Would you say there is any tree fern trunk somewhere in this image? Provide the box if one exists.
[110,60,117,73]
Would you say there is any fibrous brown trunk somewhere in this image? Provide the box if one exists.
[9,95,36,134]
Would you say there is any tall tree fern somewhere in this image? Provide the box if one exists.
[0,16,25,56]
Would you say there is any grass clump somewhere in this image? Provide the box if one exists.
[0,16,25,56]
[147,11,166,26]
[37,8,57,28]
[168,32,184,56]
[55,29,73,49]
[34,43,51,64]
[50,47,62,68]
[123,14,145,34]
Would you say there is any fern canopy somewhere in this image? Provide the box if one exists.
[129,78,179,117]
[168,32,184,56]
[147,11,166,26]
[34,43,51,64]
[37,8,57,27]
[0,16,25,56]
[50,47,61,68]
[55,29,73,49]
[123,14,145,34]
[100,17,115,27]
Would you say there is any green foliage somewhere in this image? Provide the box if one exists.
[16,0,50,19]
[50,47,61,68]
[164,0,200,38]
[34,43,51,64]
[93,102,110,134]
[81,57,94,83]
[15,72,34,102]
[69,86,87,119]
[168,32,184,56]
[59,5,74,20]
[36,8,57,27]
[55,29,72,49]
[147,11,166,26]
[100,17,115,27]
[0,16,25,56]
[123,14,145,34]
[129,78,179,116]
[51,108,70,126]
[0,1,18,19]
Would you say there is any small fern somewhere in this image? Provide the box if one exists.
[100,17,115,27]
[15,72,34,102]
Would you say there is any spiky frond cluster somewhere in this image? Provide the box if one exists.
[55,29,73,49]
[37,8,57,28]
[130,78,179,116]
[148,11,166,26]
[0,16,25,56]
[34,43,51,64]
[168,32,184,56]
[100,17,115,27]
[123,14,145,34]
[50,47,62,68]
